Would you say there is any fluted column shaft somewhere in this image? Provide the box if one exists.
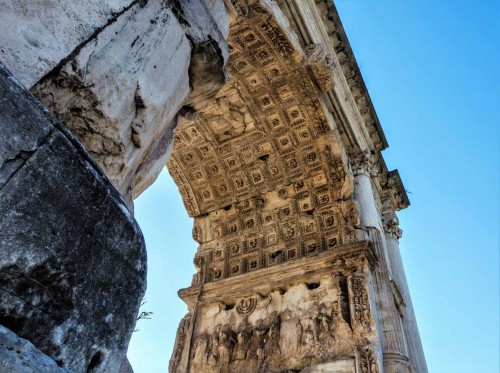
[384,216,428,373]
[351,152,412,373]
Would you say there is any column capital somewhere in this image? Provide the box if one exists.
[350,151,380,177]
[382,211,403,240]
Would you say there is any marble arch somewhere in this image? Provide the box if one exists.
[167,1,426,373]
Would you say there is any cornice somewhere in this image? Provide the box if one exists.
[315,0,388,152]
[179,240,376,308]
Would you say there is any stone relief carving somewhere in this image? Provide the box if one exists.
[348,274,372,332]
[358,346,380,373]
[185,272,376,372]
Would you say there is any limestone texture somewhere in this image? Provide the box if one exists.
[0,63,146,372]
[31,0,229,202]
[0,324,71,373]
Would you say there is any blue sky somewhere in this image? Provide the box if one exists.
[128,1,500,372]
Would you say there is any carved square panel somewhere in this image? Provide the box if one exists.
[191,169,204,181]
[187,126,201,140]
[253,46,273,66]
[264,63,283,79]
[277,84,294,101]
[322,212,336,229]
[293,179,306,193]
[181,151,197,165]
[210,267,223,281]
[233,173,247,190]
[266,231,278,246]
[286,105,305,125]
[301,219,316,235]
[200,188,214,202]
[245,72,265,89]
[244,216,256,229]
[280,220,297,240]
[266,113,285,130]
[216,183,230,196]
[207,164,221,175]
[258,94,276,110]
[247,236,260,252]
[241,30,259,45]
[210,249,224,263]
[317,191,331,206]
[229,260,243,276]
[277,134,293,151]
[286,157,299,171]
[262,212,274,225]
[247,256,260,271]
[304,240,318,256]
[296,127,312,143]
[278,205,293,219]
[298,195,314,212]
[326,235,339,249]
[259,142,273,154]
[313,171,328,187]
[224,156,241,170]
[197,145,213,158]
[227,241,242,257]
[250,169,264,184]
[287,248,297,261]
[232,57,254,76]
[305,150,319,164]
[226,220,239,236]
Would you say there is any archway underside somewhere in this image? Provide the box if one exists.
[167,2,380,372]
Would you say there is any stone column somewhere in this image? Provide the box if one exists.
[351,152,412,373]
[383,212,428,373]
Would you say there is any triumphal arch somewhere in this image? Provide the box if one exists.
[167,1,426,372]
[0,0,426,372]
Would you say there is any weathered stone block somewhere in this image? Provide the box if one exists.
[31,0,229,201]
[0,63,146,372]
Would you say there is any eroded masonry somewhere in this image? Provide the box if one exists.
[0,0,426,372]
[167,1,426,373]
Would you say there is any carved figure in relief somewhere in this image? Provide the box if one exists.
[233,329,251,361]
[207,332,220,370]
[190,334,208,371]
[218,328,236,372]
[315,303,333,341]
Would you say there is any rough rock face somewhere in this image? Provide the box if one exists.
[0,63,146,372]
[0,325,71,373]
[31,0,229,202]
